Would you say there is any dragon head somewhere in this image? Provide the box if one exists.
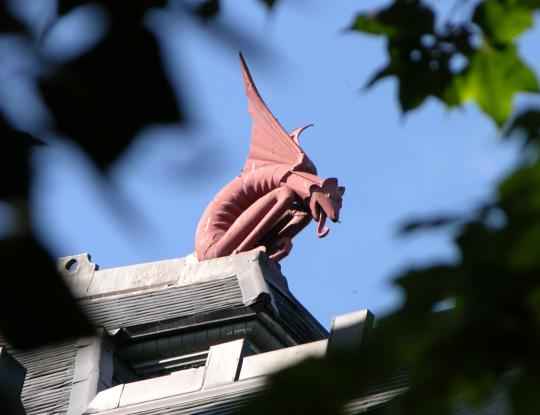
[308,178,345,238]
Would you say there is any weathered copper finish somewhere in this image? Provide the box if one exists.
[195,54,344,262]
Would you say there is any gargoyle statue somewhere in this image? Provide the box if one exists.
[195,53,345,262]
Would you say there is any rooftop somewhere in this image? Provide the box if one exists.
[1,250,399,415]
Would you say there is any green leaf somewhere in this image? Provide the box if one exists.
[351,13,398,36]
[510,374,540,415]
[508,224,540,269]
[526,288,540,322]
[520,0,540,8]
[364,64,395,88]
[394,266,463,314]
[365,51,456,113]
[450,45,539,126]
[473,0,534,45]
[504,108,540,148]
[499,163,540,215]
[350,0,434,38]
[398,66,453,112]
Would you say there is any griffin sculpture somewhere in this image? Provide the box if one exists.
[195,54,344,262]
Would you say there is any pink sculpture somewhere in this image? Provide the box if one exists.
[195,54,344,262]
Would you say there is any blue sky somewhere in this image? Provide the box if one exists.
[6,1,540,328]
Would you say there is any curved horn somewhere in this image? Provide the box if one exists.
[290,124,313,145]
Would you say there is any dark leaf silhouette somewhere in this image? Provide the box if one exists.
[398,214,462,235]
[2,1,540,414]
[0,234,94,349]
[351,0,539,126]
[0,0,281,353]
[258,0,277,9]
[0,118,43,201]
[350,0,435,38]
[231,4,540,413]
[0,7,27,34]
[504,108,540,148]
[57,1,167,18]
[41,0,182,171]
[193,0,221,21]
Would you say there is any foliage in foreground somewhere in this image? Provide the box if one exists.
[2,1,540,414]
[235,1,540,414]
[0,0,275,349]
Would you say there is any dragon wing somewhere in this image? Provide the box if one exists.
[239,53,308,173]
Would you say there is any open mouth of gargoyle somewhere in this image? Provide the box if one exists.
[315,205,329,238]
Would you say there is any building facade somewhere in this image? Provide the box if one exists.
[1,250,403,414]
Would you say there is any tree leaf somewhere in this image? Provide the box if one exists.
[504,108,540,148]
[450,45,539,126]
[398,214,462,235]
[39,15,182,170]
[0,7,27,34]
[0,117,43,201]
[0,234,95,348]
[364,64,395,89]
[394,266,463,314]
[387,37,456,113]
[257,0,278,10]
[508,224,540,270]
[510,373,540,415]
[473,0,534,46]
[350,13,398,37]
[194,0,220,21]
[520,0,540,8]
[498,163,540,217]
[397,62,453,112]
[349,0,434,38]
[57,1,167,18]
[354,2,465,114]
